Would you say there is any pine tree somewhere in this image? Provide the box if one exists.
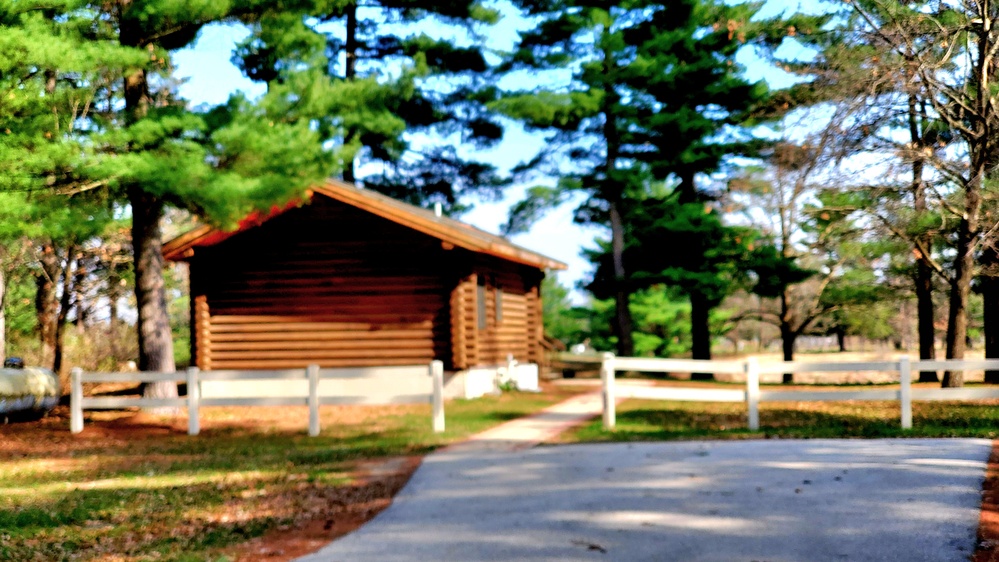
[0,2,139,371]
[586,189,751,369]
[4,2,337,398]
[234,0,506,209]
[493,0,795,357]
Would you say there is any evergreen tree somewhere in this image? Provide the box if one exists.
[0,2,138,371]
[587,190,750,371]
[235,0,506,209]
[4,2,338,398]
[541,275,587,347]
[494,0,810,357]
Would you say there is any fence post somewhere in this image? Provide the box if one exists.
[70,367,83,434]
[186,367,200,436]
[899,356,912,430]
[431,360,445,433]
[307,365,320,437]
[745,357,760,431]
[601,352,616,430]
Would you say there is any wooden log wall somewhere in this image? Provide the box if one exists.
[449,273,478,370]
[190,198,455,370]
[465,259,544,367]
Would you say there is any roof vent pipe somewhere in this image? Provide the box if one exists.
[434,202,443,218]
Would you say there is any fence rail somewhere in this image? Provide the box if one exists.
[600,354,999,431]
[71,361,445,436]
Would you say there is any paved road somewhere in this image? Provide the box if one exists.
[299,439,990,562]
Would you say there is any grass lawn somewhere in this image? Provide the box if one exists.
[560,393,999,443]
[0,385,582,562]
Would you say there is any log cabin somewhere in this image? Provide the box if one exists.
[163,179,566,398]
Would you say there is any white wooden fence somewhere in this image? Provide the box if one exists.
[600,354,999,431]
[70,361,445,435]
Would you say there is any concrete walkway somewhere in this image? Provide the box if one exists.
[298,392,992,562]
[441,390,605,453]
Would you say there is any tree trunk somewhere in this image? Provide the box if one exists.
[983,263,999,383]
[608,201,634,356]
[943,193,980,388]
[108,268,122,365]
[916,261,939,382]
[342,2,358,184]
[676,169,714,375]
[836,327,846,352]
[909,95,939,383]
[780,290,795,384]
[600,38,633,358]
[0,266,7,365]
[73,259,87,332]
[945,16,995,388]
[35,244,61,369]
[52,250,75,375]
[123,46,177,401]
[689,289,713,380]
[131,187,177,398]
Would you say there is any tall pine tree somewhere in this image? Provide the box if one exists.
[38,2,338,397]
[494,0,794,357]
[235,0,506,209]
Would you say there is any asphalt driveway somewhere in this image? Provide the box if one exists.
[299,438,990,562]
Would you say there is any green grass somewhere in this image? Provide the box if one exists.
[562,398,999,443]
[0,388,578,561]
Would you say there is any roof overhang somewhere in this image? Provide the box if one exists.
[162,180,567,271]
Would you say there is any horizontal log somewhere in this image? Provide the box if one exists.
[206,279,445,300]
[209,329,434,342]
[209,317,434,329]
[208,298,443,311]
[209,348,433,360]
[211,340,434,352]
[209,358,428,369]
[210,278,446,293]
[210,310,437,322]
[206,261,430,276]
[209,304,440,317]
[210,289,446,303]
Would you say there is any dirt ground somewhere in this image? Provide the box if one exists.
[224,455,423,561]
[0,405,425,561]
